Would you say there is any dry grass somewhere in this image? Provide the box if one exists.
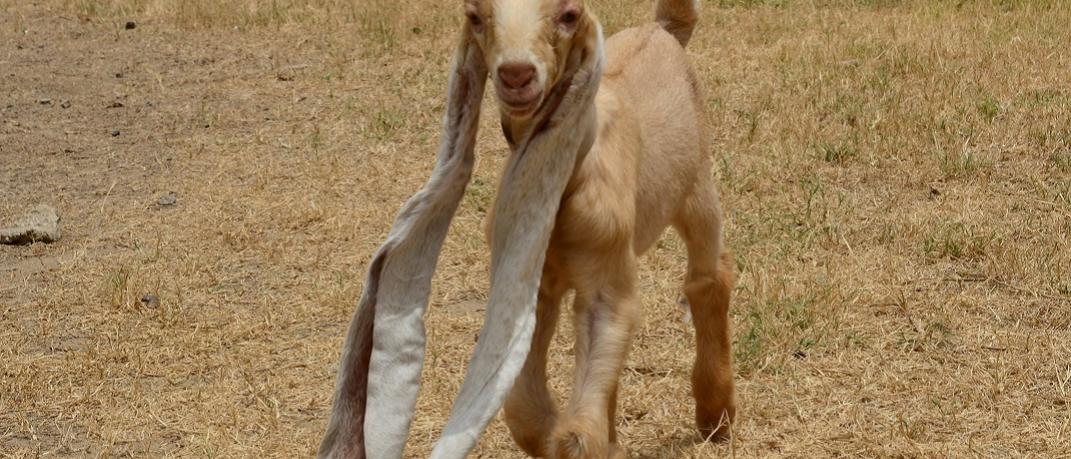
[2,0,1070,457]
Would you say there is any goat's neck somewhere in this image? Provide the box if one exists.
[500,113,533,149]
[500,103,598,163]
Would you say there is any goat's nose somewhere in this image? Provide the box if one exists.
[498,62,536,90]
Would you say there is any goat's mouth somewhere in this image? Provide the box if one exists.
[496,87,544,119]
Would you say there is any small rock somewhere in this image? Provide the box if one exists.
[140,294,159,308]
[107,101,124,109]
[60,100,71,109]
[115,72,124,78]
[111,130,121,137]
[929,185,941,200]
[125,21,137,30]
[0,205,61,245]
[38,98,52,105]
[157,192,177,207]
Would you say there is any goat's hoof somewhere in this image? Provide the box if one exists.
[551,418,607,459]
[504,413,553,457]
[696,403,736,441]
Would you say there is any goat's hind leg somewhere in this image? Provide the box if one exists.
[504,275,566,457]
[673,178,737,441]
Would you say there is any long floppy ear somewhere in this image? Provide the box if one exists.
[318,26,488,459]
[429,23,606,459]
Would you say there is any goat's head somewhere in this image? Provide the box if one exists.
[463,0,596,121]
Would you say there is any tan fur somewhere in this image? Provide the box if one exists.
[472,0,736,456]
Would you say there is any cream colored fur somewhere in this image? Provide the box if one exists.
[318,1,733,458]
[485,0,738,457]
[318,7,606,459]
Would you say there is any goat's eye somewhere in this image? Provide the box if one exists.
[559,10,579,26]
[467,12,483,31]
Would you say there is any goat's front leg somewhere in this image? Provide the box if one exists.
[552,254,639,459]
[504,274,566,457]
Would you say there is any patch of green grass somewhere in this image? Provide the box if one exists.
[1030,88,1069,105]
[714,0,791,8]
[70,0,105,18]
[977,97,1000,123]
[1051,149,1071,173]
[842,330,868,348]
[103,267,133,309]
[1053,180,1071,206]
[927,321,954,348]
[868,64,893,93]
[463,176,495,215]
[794,175,844,240]
[734,314,765,375]
[733,290,835,376]
[937,148,991,179]
[896,320,954,352]
[308,125,323,151]
[734,108,762,144]
[1058,282,1071,297]
[988,0,1060,12]
[368,106,405,141]
[359,15,397,53]
[922,223,999,261]
[817,141,858,164]
[7,7,26,35]
[876,222,899,245]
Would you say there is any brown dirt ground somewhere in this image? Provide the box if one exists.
[1,1,1069,458]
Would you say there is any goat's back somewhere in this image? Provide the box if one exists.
[591,24,708,253]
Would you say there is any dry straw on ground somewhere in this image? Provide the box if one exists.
[1,0,1069,457]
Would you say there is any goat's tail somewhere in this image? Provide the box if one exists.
[655,0,699,48]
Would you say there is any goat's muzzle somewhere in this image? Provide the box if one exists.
[496,62,543,118]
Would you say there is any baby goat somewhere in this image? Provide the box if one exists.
[319,1,735,458]
[478,0,736,456]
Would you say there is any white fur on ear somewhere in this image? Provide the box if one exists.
[318,31,487,459]
[429,28,606,459]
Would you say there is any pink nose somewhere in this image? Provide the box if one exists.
[498,62,536,90]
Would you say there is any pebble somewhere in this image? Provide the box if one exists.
[140,294,159,308]
[157,192,177,207]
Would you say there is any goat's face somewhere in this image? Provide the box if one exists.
[464,0,592,120]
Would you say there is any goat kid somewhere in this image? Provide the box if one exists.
[476,0,736,457]
[319,1,735,458]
